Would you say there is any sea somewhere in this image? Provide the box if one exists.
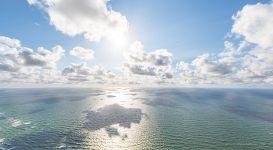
[0,87,273,150]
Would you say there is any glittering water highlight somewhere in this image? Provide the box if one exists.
[0,88,273,150]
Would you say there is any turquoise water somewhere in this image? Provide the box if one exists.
[0,88,273,149]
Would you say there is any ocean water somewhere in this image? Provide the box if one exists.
[0,87,273,150]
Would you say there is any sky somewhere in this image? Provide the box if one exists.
[0,0,273,87]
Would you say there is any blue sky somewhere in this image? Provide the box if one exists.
[0,0,273,86]
[110,0,269,61]
[0,0,268,64]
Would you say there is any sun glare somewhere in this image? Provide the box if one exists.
[106,30,131,51]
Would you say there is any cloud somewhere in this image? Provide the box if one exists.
[0,36,64,69]
[0,35,115,85]
[20,46,65,68]
[62,62,115,83]
[232,2,273,48]
[69,46,94,60]
[176,40,253,85]
[124,41,172,66]
[124,64,157,76]
[123,41,174,80]
[176,1,273,85]
[230,2,273,84]
[0,36,20,52]
[27,0,129,42]
[0,59,19,72]
[0,35,65,84]
[191,54,233,76]
[2,1,273,86]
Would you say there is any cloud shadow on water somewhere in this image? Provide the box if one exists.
[106,95,116,98]
[104,126,120,137]
[225,106,273,123]
[83,104,143,137]
[1,129,88,150]
[218,89,273,123]
[142,97,179,107]
[27,108,46,114]
[138,89,194,108]
[0,88,99,106]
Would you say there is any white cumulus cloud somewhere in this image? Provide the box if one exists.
[62,62,115,83]
[123,41,174,80]
[0,35,65,84]
[232,2,273,48]
[3,1,273,86]
[176,1,273,86]
[69,47,94,61]
[27,0,129,42]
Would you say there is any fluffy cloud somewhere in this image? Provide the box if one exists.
[236,47,273,82]
[20,46,64,68]
[176,55,236,85]
[0,35,116,85]
[232,2,273,48]
[0,35,118,85]
[0,36,20,52]
[0,36,64,69]
[62,63,115,83]
[229,2,273,84]
[123,41,173,80]
[0,36,65,84]
[69,47,94,60]
[176,2,273,85]
[27,0,128,42]
[2,1,273,86]
[192,54,234,76]
[124,41,172,66]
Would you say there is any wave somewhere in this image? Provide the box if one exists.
[8,118,31,127]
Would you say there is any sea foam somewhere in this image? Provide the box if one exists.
[8,118,31,127]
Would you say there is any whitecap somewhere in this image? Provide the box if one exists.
[57,143,66,149]
[0,138,4,143]
[23,122,31,125]
[9,118,23,127]
[8,118,31,127]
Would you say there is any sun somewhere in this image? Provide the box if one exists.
[107,31,130,51]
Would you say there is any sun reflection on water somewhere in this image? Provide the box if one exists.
[83,87,152,150]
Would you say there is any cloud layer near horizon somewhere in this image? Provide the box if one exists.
[0,36,116,84]
[0,1,273,86]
